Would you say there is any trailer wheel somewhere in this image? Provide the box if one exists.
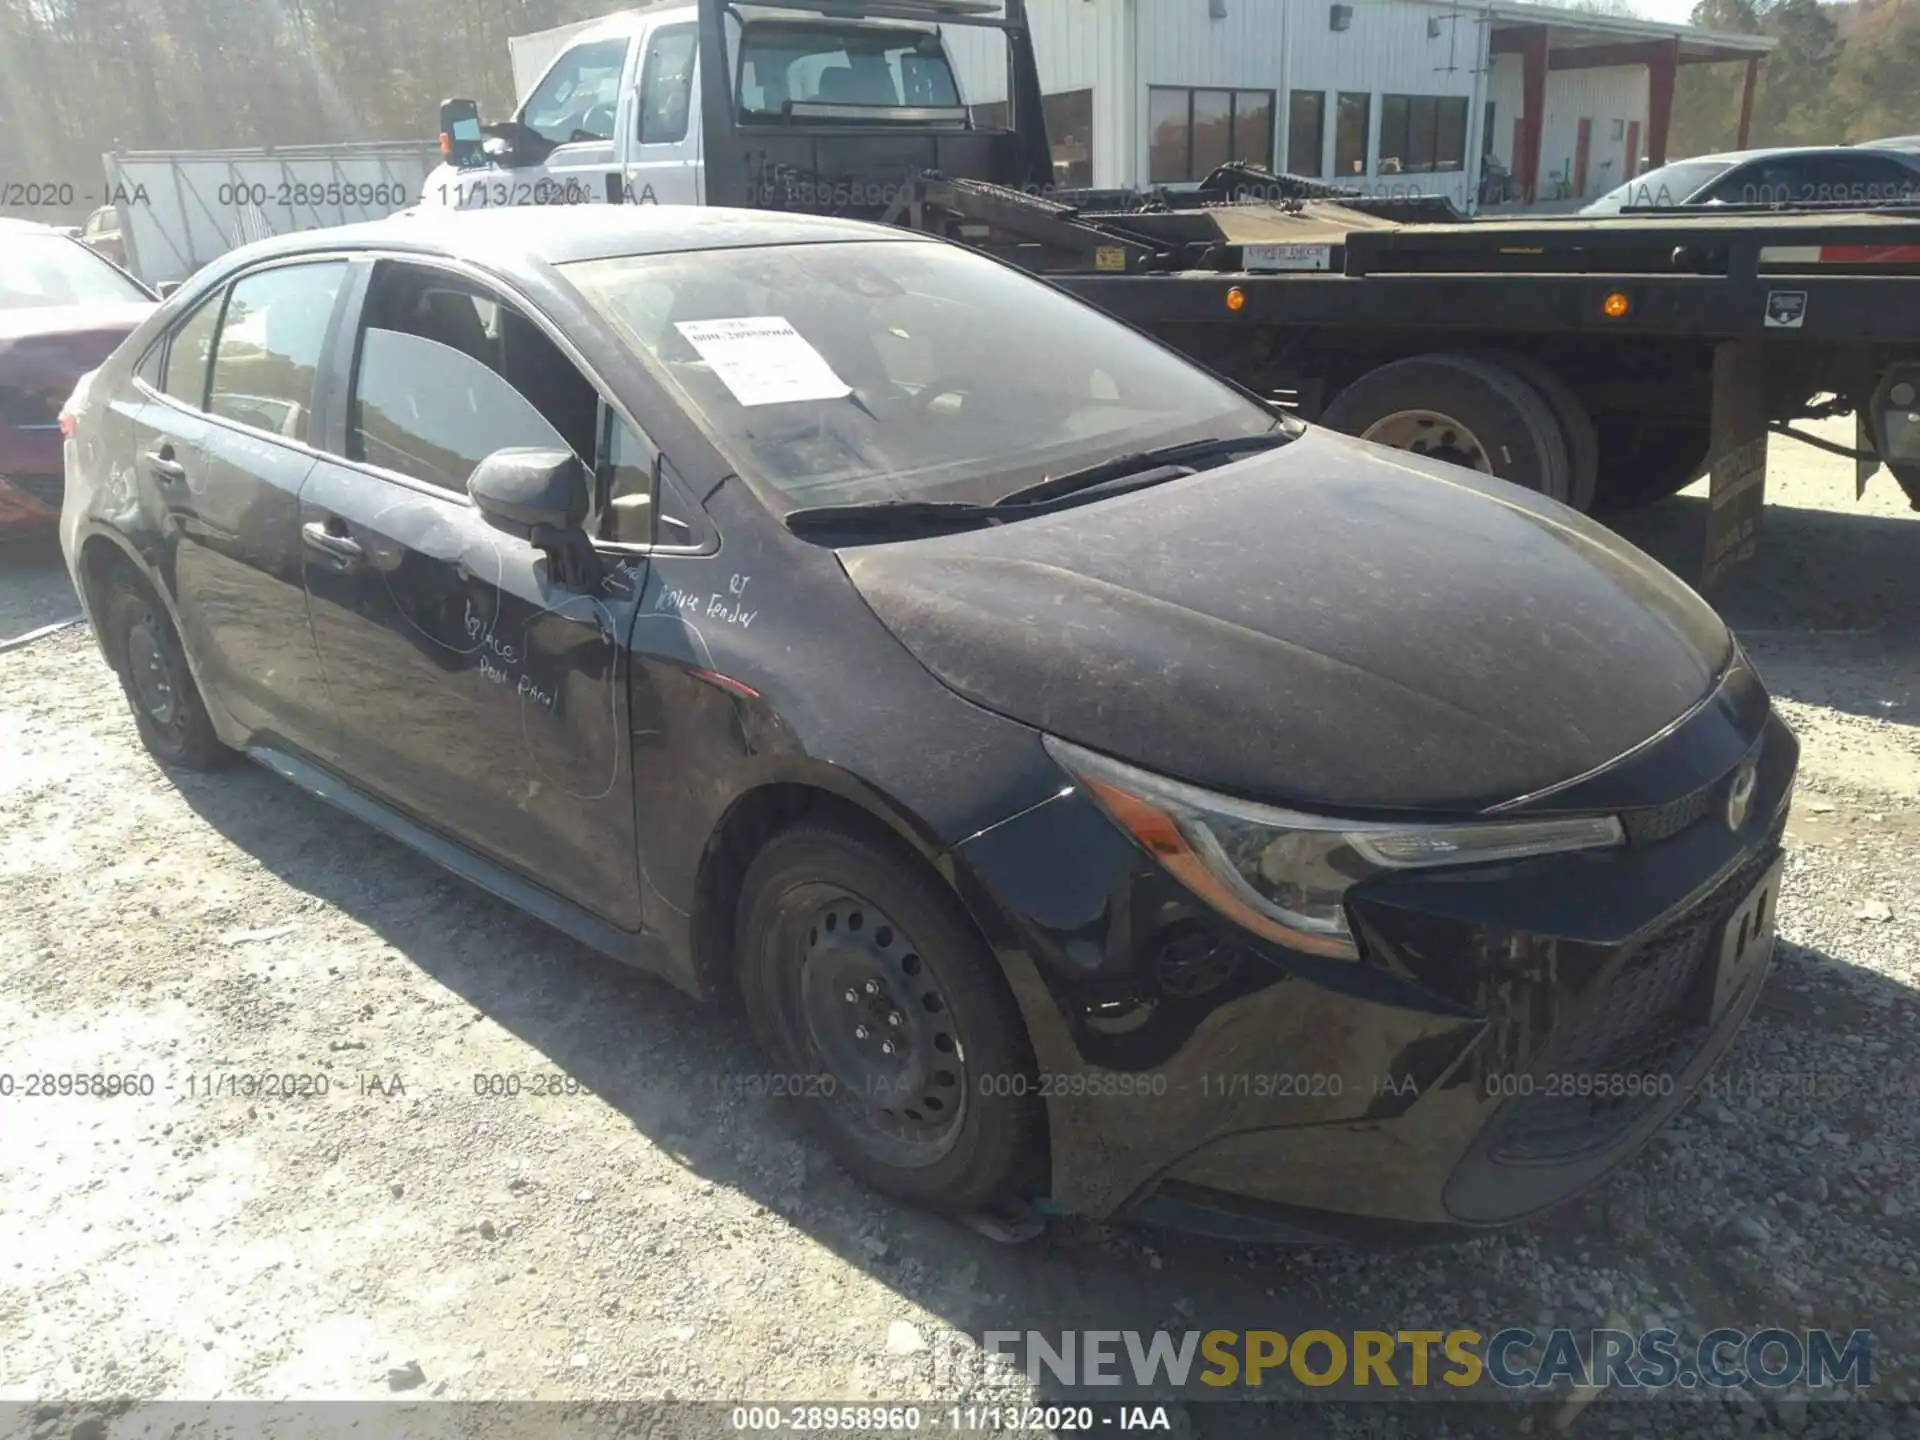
[1322,354,1573,504]
[1468,351,1599,513]
[1591,419,1711,512]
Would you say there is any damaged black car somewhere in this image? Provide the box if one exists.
[62,205,1795,1239]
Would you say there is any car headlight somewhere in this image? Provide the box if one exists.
[1044,735,1625,960]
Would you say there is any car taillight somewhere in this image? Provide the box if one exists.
[59,409,76,439]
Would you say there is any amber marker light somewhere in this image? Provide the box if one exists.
[1077,774,1356,958]
[1603,291,1632,318]
[1225,286,1246,312]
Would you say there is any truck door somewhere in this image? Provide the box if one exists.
[513,34,636,201]
[625,21,703,206]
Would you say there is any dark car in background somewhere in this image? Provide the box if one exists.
[1,218,155,534]
[60,206,1795,1241]
[1582,143,1920,214]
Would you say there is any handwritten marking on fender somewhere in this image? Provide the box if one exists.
[654,573,757,629]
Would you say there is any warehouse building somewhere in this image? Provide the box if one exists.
[946,0,1774,210]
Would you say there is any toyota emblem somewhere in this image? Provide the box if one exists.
[1726,763,1757,832]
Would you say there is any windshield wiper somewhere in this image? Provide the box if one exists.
[783,427,1298,542]
[992,429,1293,509]
[784,498,1001,540]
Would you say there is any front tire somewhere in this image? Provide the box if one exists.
[103,573,229,770]
[735,821,1042,1211]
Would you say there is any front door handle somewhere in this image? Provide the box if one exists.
[301,519,364,566]
[144,449,186,484]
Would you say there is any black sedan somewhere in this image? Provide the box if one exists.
[61,206,1796,1241]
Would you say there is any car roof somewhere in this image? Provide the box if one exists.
[0,216,59,236]
[1661,144,1920,167]
[205,204,919,276]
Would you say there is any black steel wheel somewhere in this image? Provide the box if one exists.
[736,821,1043,1210]
[104,573,229,770]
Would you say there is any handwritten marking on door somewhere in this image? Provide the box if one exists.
[469,599,557,713]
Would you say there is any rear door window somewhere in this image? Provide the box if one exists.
[162,292,226,409]
[206,262,348,440]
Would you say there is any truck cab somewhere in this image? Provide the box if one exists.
[418,0,1049,217]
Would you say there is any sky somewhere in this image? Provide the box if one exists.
[1635,0,1711,22]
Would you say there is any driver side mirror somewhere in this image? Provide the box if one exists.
[469,448,602,588]
[439,98,486,168]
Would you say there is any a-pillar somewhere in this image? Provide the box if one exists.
[1645,36,1680,169]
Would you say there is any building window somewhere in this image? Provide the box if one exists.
[969,89,1095,187]
[1378,94,1469,174]
[1148,86,1274,184]
[1334,91,1370,177]
[1287,90,1326,177]
[1045,89,1094,187]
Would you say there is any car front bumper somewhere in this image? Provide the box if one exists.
[947,683,1797,1237]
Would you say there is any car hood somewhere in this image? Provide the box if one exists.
[839,428,1733,814]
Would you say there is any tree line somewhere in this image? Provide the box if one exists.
[1672,0,1919,154]
[0,0,611,214]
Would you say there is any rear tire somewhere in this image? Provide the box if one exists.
[1322,352,1574,504]
[103,572,229,770]
[1591,418,1711,512]
[1470,350,1600,513]
[735,821,1042,1212]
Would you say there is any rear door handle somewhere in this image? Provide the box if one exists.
[301,520,364,566]
[144,449,186,484]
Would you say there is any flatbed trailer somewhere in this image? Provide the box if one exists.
[859,170,1920,583]
[441,0,1920,585]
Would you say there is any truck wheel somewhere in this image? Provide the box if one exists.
[1469,351,1599,513]
[735,821,1043,1212]
[1591,419,1711,512]
[1322,353,1573,504]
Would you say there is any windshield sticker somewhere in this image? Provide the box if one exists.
[673,317,851,407]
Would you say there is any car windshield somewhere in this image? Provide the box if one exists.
[565,240,1278,512]
[0,234,147,309]
[736,22,962,117]
[1581,159,1735,214]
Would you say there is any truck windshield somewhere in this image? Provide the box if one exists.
[0,234,148,309]
[564,239,1276,513]
[736,22,963,119]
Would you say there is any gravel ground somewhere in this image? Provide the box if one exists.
[1,423,1916,1440]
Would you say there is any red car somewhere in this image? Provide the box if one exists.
[1,218,156,534]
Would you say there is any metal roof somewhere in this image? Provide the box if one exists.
[1478,1,1776,59]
